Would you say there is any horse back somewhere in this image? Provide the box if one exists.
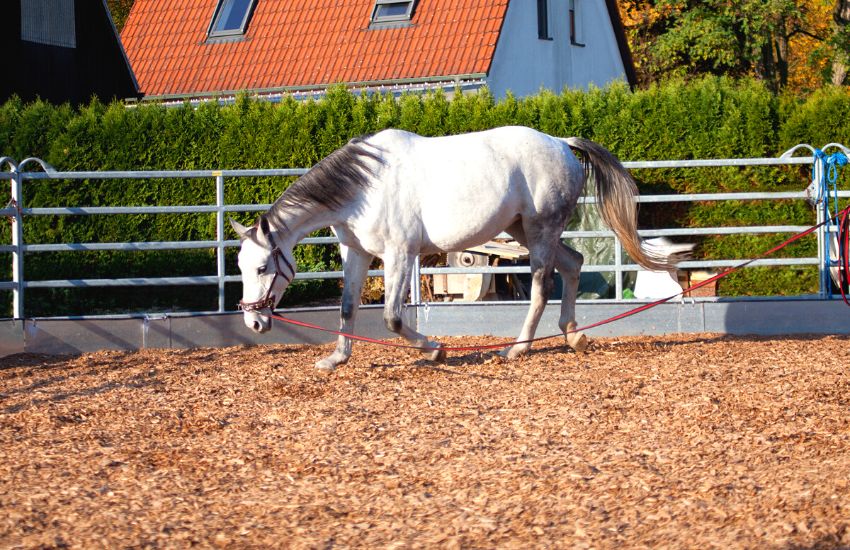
[356,127,583,253]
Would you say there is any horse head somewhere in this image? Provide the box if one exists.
[231,216,297,333]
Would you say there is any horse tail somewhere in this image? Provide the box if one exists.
[563,137,680,271]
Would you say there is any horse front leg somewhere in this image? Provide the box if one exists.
[315,245,372,372]
[382,251,445,362]
[555,243,588,353]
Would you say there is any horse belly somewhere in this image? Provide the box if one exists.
[411,152,522,252]
[420,195,519,252]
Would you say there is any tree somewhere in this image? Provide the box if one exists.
[831,0,850,84]
[618,0,846,91]
[106,0,135,33]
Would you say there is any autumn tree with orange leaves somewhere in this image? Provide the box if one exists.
[618,0,850,92]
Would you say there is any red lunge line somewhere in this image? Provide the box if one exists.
[269,206,849,353]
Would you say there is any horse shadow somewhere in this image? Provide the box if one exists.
[366,340,580,380]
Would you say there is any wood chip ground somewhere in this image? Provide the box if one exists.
[1,334,849,548]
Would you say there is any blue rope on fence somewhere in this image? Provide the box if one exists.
[814,149,848,220]
[814,148,849,298]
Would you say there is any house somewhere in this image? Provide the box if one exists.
[0,0,139,105]
[121,0,636,102]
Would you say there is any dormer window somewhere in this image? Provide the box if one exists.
[207,0,257,39]
[370,0,417,28]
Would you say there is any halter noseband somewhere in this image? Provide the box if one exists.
[238,231,295,313]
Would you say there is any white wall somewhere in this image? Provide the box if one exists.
[486,0,628,98]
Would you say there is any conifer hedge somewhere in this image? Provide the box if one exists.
[1,78,848,316]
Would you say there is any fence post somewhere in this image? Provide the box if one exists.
[811,154,824,298]
[215,173,226,312]
[613,235,623,300]
[410,255,422,305]
[816,200,828,299]
[10,166,24,319]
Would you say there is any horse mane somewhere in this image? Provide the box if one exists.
[269,136,383,216]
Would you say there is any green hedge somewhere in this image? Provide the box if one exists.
[1,79,849,316]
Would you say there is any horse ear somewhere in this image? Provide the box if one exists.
[255,216,272,247]
[230,218,250,240]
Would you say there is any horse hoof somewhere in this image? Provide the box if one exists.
[567,332,588,353]
[314,358,339,373]
[428,345,446,363]
[565,322,588,353]
[500,345,528,360]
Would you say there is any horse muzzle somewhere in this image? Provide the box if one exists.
[239,295,275,333]
[242,309,272,333]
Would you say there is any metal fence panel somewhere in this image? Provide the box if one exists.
[2,149,848,320]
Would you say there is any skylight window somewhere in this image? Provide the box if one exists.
[208,0,256,39]
[370,0,417,28]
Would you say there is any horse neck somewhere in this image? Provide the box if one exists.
[269,206,341,250]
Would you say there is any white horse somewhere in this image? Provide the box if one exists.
[231,126,675,371]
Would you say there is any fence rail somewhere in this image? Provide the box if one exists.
[2,146,848,320]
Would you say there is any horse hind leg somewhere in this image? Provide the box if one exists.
[500,224,558,359]
[555,243,588,353]
[382,251,445,362]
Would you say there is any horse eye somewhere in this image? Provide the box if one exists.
[258,266,267,275]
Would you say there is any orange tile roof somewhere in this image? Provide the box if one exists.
[122,0,509,98]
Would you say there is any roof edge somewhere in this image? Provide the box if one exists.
[100,0,141,97]
[481,2,510,78]
[133,74,489,103]
[604,0,637,88]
